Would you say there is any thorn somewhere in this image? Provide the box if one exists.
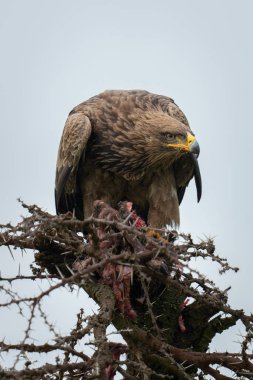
[117,265,123,280]
[18,263,21,277]
[60,251,72,256]
[228,361,242,365]
[132,216,140,227]
[161,327,171,332]
[183,363,195,370]
[65,264,75,275]
[55,265,65,279]
[123,211,134,225]
[7,246,15,261]
[44,271,53,286]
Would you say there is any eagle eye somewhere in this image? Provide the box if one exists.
[160,131,174,141]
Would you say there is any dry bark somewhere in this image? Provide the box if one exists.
[0,201,252,379]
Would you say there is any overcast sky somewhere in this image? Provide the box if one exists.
[1,0,253,369]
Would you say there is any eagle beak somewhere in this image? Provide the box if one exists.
[168,133,199,153]
[168,133,202,203]
[186,134,202,202]
[191,153,202,202]
[188,135,200,157]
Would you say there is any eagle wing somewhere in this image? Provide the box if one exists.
[55,112,92,215]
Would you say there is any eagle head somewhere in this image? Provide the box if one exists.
[159,130,200,157]
[131,112,202,203]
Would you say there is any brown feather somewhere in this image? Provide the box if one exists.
[55,112,91,216]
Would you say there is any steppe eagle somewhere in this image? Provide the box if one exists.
[55,90,201,227]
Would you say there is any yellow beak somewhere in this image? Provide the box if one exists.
[167,133,196,151]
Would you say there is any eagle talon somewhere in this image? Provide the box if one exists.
[146,230,162,239]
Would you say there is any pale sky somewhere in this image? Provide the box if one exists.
[1,0,253,369]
